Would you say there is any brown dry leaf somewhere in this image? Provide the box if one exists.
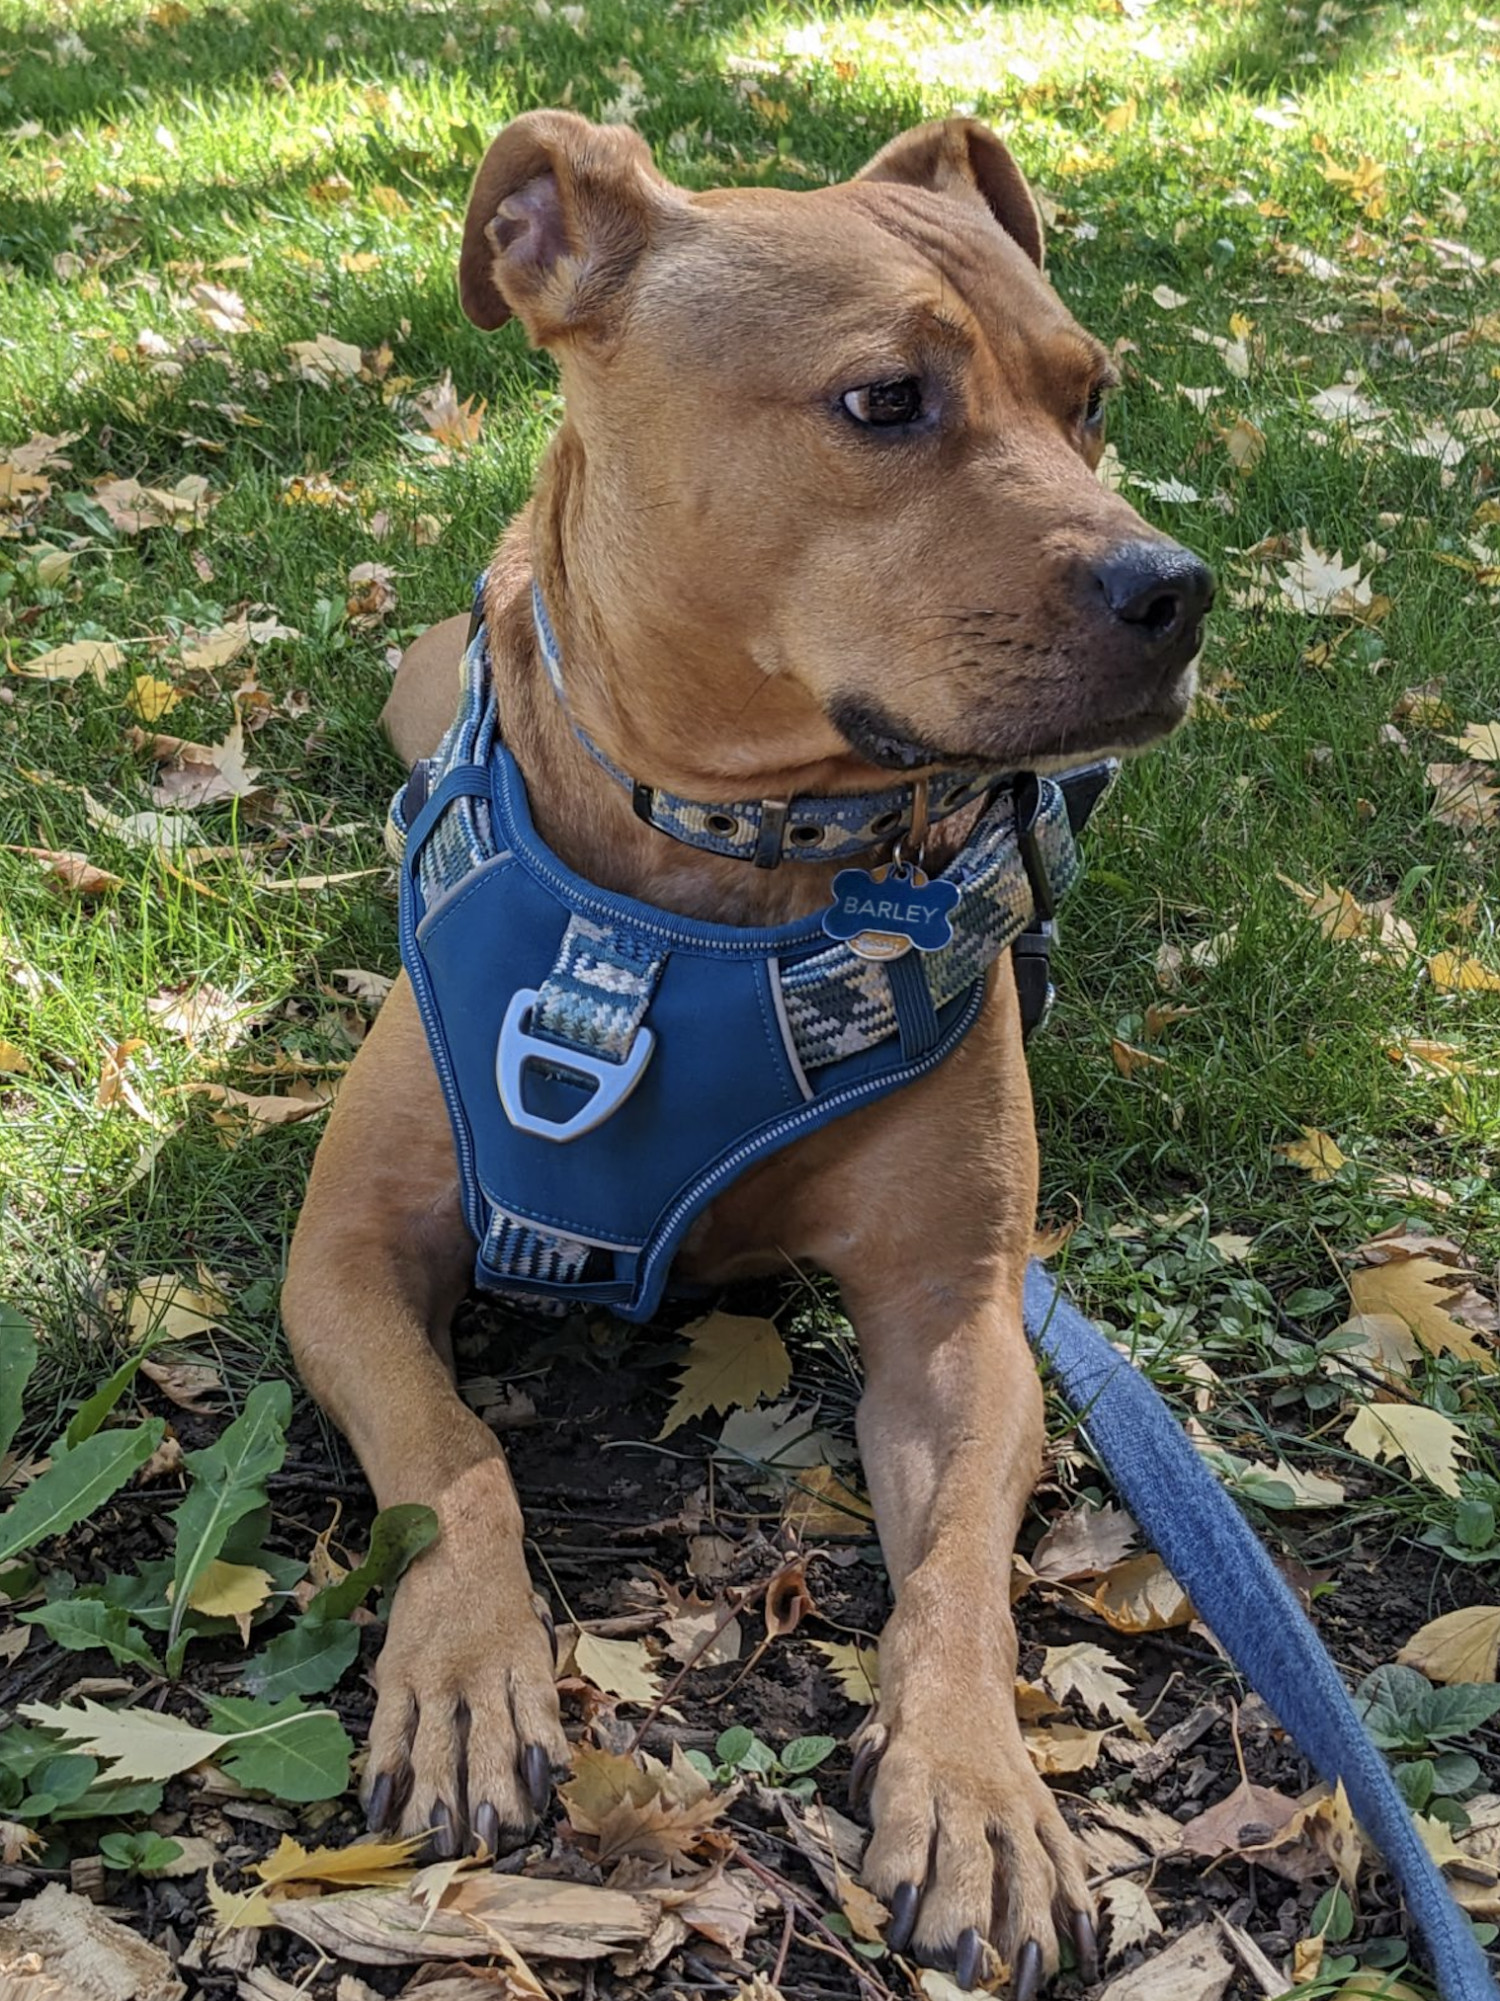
[1427,760,1500,832]
[414,372,486,451]
[0,1817,43,1864]
[1244,1780,1363,1891]
[561,1745,730,1869]
[1031,1210,1079,1259]
[1039,1642,1147,1736]
[664,1867,761,1956]
[1429,949,1500,994]
[1397,1605,1500,1685]
[764,1558,817,1639]
[0,1882,185,2001]
[126,1272,231,1343]
[810,1637,880,1705]
[1179,1774,1300,1860]
[188,1078,338,1128]
[10,638,123,683]
[1385,1036,1477,1077]
[149,718,262,810]
[1330,1311,1421,1380]
[179,622,253,673]
[1344,1401,1467,1496]
[1111,1037,1166,1079]
[1275,1127,1347,1180]
[1090,1553,1194,1633]
[333,968,395,1007]
[1446,721,1500,762]
[658,1311,791,1438]
[141,1354,226,1414]
[0,1040,31,1075]
[5,845,123,895]
[780,1462,873,1538]
[95,474,216,534]
[1031,1501,1137,1581]
[1022,1720,1109,1774]
[254,1831,426,1893]
[1100,1878,1163,1964]
[348,561,397,626]
[1098,1920,1233,2001]
[1277,875,1417,962]
[255,866,388,893]
[1394,679,1452,727]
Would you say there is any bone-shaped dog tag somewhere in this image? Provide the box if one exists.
[821,862,961,962]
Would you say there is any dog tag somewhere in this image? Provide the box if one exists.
[822,862,961,962]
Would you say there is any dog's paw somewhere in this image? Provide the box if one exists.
[361,1460,569,1857]
[853,1698,1096,1995]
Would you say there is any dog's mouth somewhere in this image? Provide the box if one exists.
[830,659,1198,777]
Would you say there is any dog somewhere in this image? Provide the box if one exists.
[283,110,1212,1995]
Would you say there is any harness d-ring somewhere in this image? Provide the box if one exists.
[497,989,655,1142]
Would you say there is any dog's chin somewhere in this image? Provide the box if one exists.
[831,660,1198,777]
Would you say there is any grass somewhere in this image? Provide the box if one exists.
[2,0,1499,1881]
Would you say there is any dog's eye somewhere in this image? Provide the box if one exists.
[842,377,924,427]
[1083,382,1109,428]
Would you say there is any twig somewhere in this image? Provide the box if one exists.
[624,1555,801,1754]
[731,1842,896,2001]
[772,1901,796,1987]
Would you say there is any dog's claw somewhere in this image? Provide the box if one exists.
[955,1927,985,1991]
[522,1743,552,1818]
[428,1799,459,1861]
[364,1770,393,1833]
[1072,1911,1099,1983]
[475,1801,501,1859]
[887,1881,921,1955]
[1012,1938,1043,2001]
[847,1736,882,1810]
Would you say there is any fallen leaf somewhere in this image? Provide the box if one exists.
[1112,1037,1166,1078]
[287,334,364,385]
[0,1041,31,1075]
[10,638,123,683]
[1397,1606,1500,1685]
[183,1558,272,1640]
[667,1866,761,1955]
[1101,1877,1163,1963]
[1446,721,1500,762]
[4,845,123,894]
[1039,1642,1146,1735]
[780,1462,873,1538]
[1349,1255,1491,1366]
[149,717,262,809]
[147,981,252,1048]
[1426,760,1500,832]
[658,1586,742,1669]
[83,787,202,850]
[810,1637,880,1704]
[1244,1780,1363,1891]
[1276,530,1377,618]
[569,1629,662,1705]
[1031,1501,1138,1581]
[1089,1553,1194,1633]
[413,372,486,451]
[658,1312,792,1437]
[1097,1919,1233,2001]
[273,1872,657,1962]
[141,1354,227,1413]
[1179,1774,1301,1859]
[1345,1401,1467,1496]
[1429,950,1500,994]
[126,1273,231,1343]
[179,622,253,673]
[1275,1127,1346,1180]
[127,674,182,723]
[333,968,395,1006]
[560,1744,729,1868]
[187,1078,337,1127]
[95,475,216,534]
[1022,1719,1109,1773]
[348,560,398,625]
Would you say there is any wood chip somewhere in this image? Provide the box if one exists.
[0,1883,185,2001]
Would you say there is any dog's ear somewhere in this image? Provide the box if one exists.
[459,110,671,338]
[856,118,1045,271]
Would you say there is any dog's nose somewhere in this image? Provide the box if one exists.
[1093,540,1215,648]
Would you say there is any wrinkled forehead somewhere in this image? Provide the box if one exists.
[627,179,1103,384]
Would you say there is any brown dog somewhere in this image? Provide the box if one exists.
[283,111,1211,1994]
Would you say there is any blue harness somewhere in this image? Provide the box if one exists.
[393,595,1496,1999]
[392,603,1108,1321]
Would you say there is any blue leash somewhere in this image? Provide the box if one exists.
[1023,1262,1498,2001]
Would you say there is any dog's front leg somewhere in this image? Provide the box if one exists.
[845,1265,1096,1990]
[282,975,567,1854]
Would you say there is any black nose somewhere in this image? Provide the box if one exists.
[1094,539,1215,648]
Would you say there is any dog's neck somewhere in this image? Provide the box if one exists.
[480,465,971,927]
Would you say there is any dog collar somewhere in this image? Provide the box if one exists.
[523,580,1006,869]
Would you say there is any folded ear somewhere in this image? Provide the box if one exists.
[856,118,1044,271]
[458,109,672,339]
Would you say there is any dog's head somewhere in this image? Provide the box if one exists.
[459,111,1212,778]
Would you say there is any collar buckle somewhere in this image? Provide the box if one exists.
[752,797,790,869]
[1013,772,1056,921]
[630,779,656,827]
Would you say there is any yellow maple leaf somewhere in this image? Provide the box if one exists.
[1022,1720,1109,1774]
[1275,1127,1347,1179]
[657,1311,791,1438]
[0,1041,31,1075]
[1350,1257,1492,1367]
[1344,1402,1467,1496]
[126,673,181,723]
[1089,1553,1194,1633]
[810,1637,880,1705]
[253,1830,427,1889]
[1397,1606,1500,1685]
[1444,721,1500,763]
[10,639,123,683]
[569,1629,662,1705]
[1430,950,1500,994]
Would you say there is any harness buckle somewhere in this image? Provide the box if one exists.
[630,779,656,828]
[1012,921,1055,1041]
[1013,772,1056,922]
[497,989,655,1143]
[753,797,790,869]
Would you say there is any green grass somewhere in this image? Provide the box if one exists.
[2,0,1498,1545]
